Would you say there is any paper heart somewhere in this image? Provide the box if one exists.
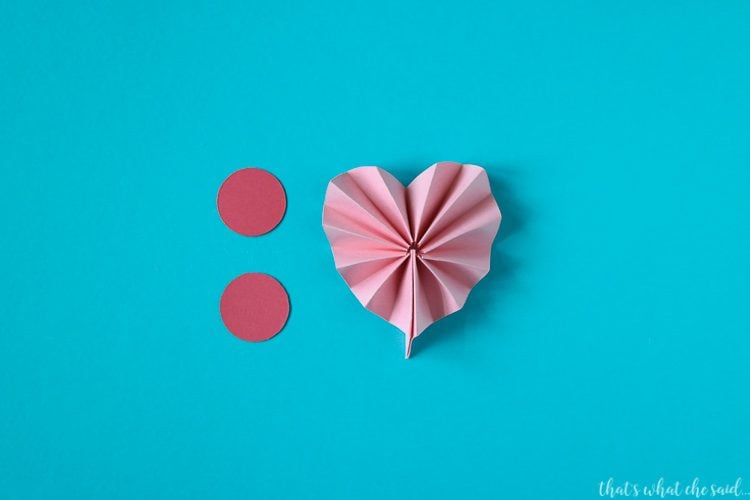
[322,161,502,357]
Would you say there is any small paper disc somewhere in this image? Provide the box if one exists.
[220,273,290,342]
[217,168,287,236]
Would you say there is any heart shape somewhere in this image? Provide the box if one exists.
[322,161,502,357]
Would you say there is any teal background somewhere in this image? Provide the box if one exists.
[2,1,749,498]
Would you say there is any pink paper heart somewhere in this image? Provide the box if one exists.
[322,161,502,357]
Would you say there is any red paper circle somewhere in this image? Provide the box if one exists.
[220,273,290,342]
[217,168,286,236]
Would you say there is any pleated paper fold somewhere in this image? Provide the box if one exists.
[322,162,502,357]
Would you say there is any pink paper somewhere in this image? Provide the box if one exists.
[322,162,502,357]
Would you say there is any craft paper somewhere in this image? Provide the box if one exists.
[322,162,502,357]
[220,273,290,342]
[217,168,287,236]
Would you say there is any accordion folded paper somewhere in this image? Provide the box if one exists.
[322,161,502,357]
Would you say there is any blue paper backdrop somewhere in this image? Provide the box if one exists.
[2,1,749,498]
